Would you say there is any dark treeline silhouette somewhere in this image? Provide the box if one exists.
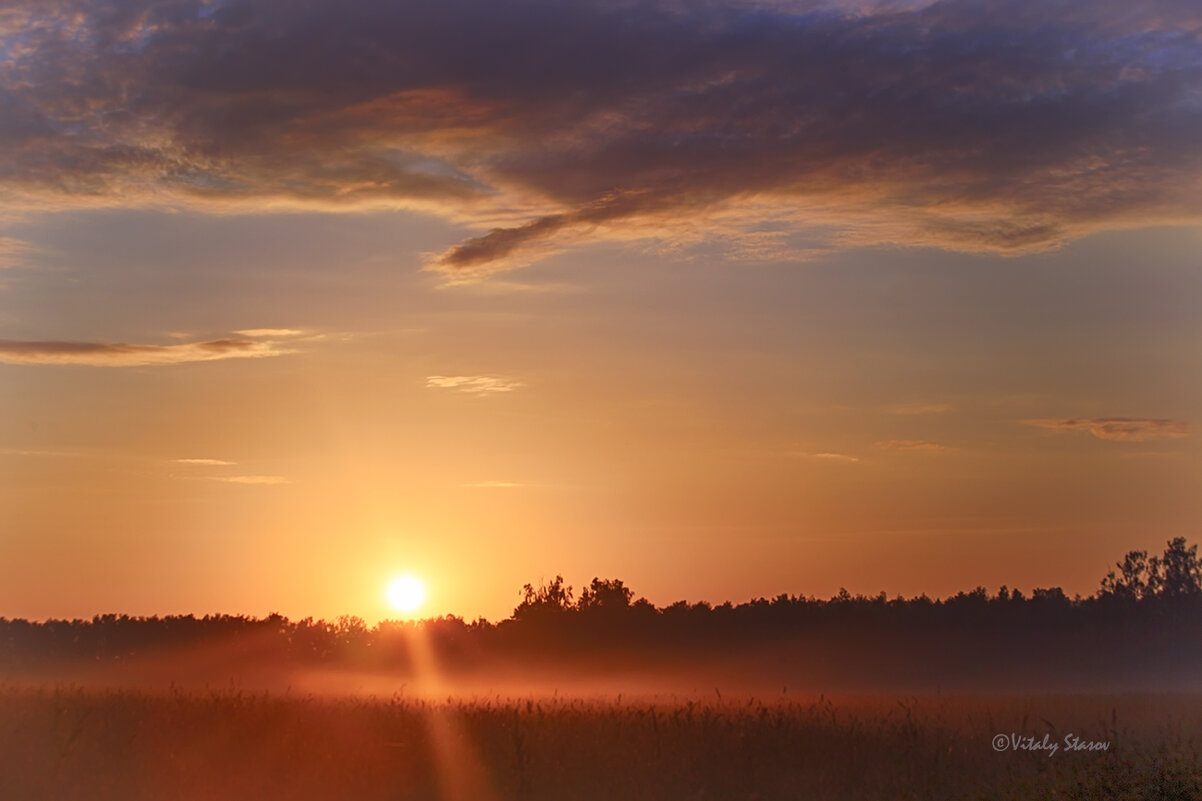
[3,538,1202,690]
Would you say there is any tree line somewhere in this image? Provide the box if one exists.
[1,538,1199,687]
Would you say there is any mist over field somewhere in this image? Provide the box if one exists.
[7,540,1202,697]
[3,680,1199,801]
[4,543,1202,799]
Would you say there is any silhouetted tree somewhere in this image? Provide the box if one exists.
[1031,587,1069,604]
[513,575,574,621]
[1099,538,1201,600]
[1157,537,1202,599]
[577,578,633,611]
[1100,549,1154,601]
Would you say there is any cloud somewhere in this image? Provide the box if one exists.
[426,375,523,394]
[234,328,305,338]
[174,458,236,465]
[208,475,290,485]
[1023,417,1190,441]
[876,440,947,451]
[796,452,862,463]
[0,337,290,366]
[462,480,524,487]
[2,0,1200,274]
[0,237,34,269]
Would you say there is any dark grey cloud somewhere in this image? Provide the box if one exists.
[2,0,1200,272]
[0,337,288,365]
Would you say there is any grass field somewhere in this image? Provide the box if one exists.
[2,684,1200,800]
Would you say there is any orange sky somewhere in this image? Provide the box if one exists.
[1,0,1200,622]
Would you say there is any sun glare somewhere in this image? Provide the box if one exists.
[386,575,427,614]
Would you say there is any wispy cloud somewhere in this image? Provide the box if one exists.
[0,237,34,270]
[876,440,947,451]
[208,475,291,486]
[230,327,305,336]
[1023,417,1190,442]
[462,480,524,488]
[426,375,523,394]
[234,328,305,338]
[796,452,862,463]
[174,458,236,466]
[0,338,290,367]
[2,0,1200,274]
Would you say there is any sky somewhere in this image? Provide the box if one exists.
[1,0,1200,623]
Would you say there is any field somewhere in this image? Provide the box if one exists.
[2,684,1200,801]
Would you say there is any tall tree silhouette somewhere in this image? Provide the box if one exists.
[1099,538,1201,600]
[1156,537,1202,599]
[576,578,633,611]
[513,575,574,621]
[1100,550,1155,601]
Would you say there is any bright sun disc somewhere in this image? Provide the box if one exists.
[386,575,426,614]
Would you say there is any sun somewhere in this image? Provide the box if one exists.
[386,575,427,614]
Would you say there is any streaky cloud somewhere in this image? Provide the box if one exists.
[426,375,523,394]
[796,452,862,463]
[0,237,34,269]
[1023,417,1190,442]
[0,337,289,367]
[2,0,1201,273]
[207,475,291,485]
[876,440,947,451]
[234,328,305,338]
